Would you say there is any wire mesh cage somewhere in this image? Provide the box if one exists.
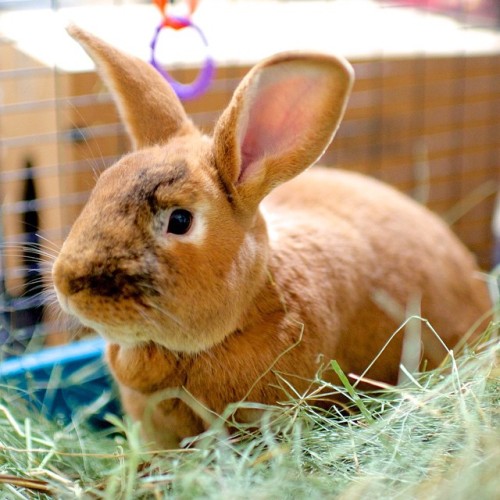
[0,0,499,419]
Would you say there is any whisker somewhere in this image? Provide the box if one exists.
[35,234,61,253]
[67,106,109,183]
[42,299,88,342]
[3,270,52,283]
[143,299,184,328]
[0,239,59,252]
[135,306,163,334]
[0,262,54,275]
[0,291,48,308]
[0,245,59,263]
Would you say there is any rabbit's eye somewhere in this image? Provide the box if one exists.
[167,209,193,235]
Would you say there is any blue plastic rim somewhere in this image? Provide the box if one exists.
[0,337,106,376]
[0,337,119,425]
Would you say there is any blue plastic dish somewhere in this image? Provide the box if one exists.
[0,337,120,425]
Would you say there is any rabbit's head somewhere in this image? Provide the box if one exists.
[52,26,353,353]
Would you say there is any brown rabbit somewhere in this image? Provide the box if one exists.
[52,26,491,448]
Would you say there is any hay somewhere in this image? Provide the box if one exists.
[0,330,498,499]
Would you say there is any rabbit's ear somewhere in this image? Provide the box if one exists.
[213,53,354,212]
[67,25,193,149]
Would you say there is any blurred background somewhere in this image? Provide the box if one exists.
[1,0,499,356]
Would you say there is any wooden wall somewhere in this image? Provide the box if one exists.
[1,46,499,322]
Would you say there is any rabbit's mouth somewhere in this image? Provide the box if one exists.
[53,279,146,341]
[54,282,206,351]
[58,291,158,347]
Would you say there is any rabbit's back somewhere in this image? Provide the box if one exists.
[263,167,491,381]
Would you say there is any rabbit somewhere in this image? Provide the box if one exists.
[493,192,500,267]
[52,26,492,448]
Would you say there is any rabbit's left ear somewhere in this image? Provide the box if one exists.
[213,53,354,212]
[67,25,194,150]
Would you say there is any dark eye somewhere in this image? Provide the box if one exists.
[167,209,193,235]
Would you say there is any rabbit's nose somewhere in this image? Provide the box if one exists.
[52,257,84,298]
[53,255,148,301]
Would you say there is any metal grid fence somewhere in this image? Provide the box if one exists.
[1,0,499,358]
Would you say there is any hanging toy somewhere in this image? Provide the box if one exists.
[150,0,214,100]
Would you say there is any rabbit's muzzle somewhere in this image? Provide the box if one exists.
[52,254,157,320]
[56,263,152,300]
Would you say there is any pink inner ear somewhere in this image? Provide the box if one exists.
[238,72,324,183]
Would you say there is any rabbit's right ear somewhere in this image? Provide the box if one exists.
[67,25,194,149]
[213,52,354,213]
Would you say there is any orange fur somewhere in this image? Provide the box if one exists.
[53,26,492,448]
